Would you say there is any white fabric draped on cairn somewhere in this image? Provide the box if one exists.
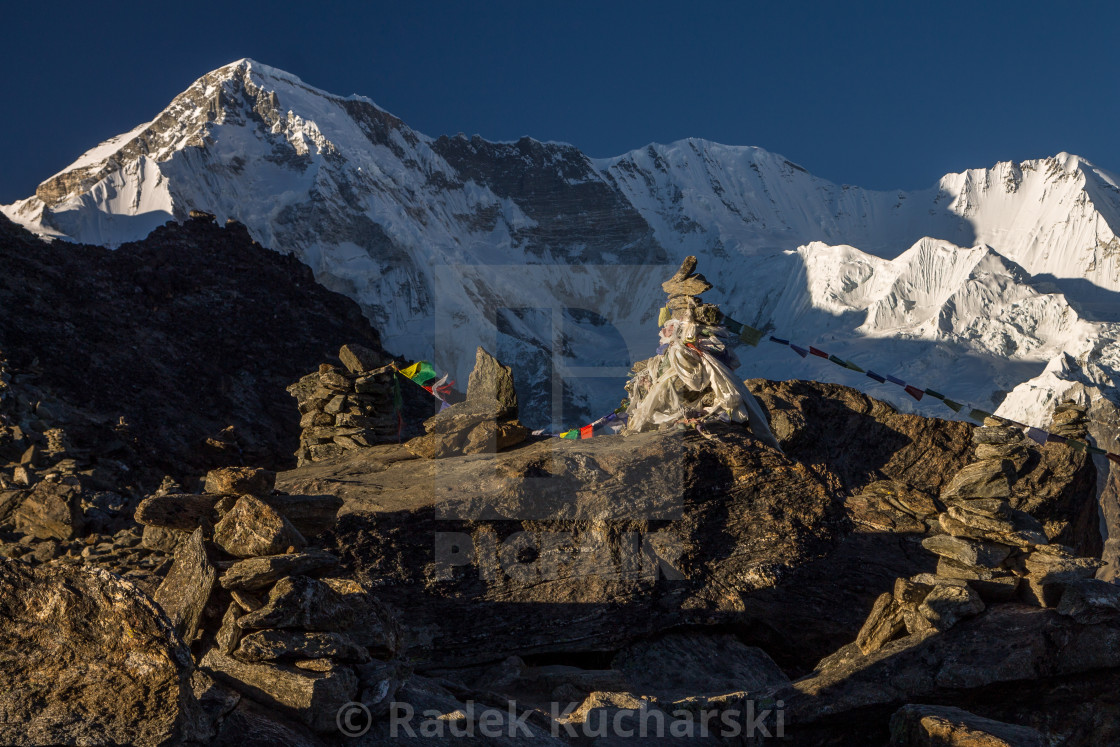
[624,257,780,449]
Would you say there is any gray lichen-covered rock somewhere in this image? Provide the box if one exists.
[0,557,199,746]
[153,527,217,644]
[213,495,306,558]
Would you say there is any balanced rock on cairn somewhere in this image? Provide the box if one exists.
[406,347,528,459]
[623,256,780,449]
[854,416,1104,655]
[287,344,398,466]
[134,465,403,734]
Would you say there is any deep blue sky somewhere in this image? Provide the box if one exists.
[2,0,1117,203]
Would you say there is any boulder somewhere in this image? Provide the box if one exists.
[153,527,217,644]
[921,535,1012,568]
[200,648,357,733]
[135,492,221,530]
[235,630,370,663]
[856,592,907,654]
[940,460,1014,501]
[338,343,385,374]
[213,495,306,558]
[465,346,518,418]
[204,466,276,497]
[1057,579,1120,623]
[220,550,340,591]
[0,557,199,746]
[889,704,1046,746]
[11,478,83,540]
[259,493,342,537]
[918,584,984,631]
[612,632,789,700]
[237,575,357,632]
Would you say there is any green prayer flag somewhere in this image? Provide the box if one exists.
[844,361,865,373]
[969,408,993,422]
[943,399,963,412]
[738,326,763,347]
[828,354,848,367]
[924,389,946,400]
[1089,445,1108,455]
[561,430,579,440]
[1067,439,1087,452]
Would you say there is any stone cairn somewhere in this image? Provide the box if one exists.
[405,346,529,459]
[287,344,399,466]
[856,404,1103,654]
[135,465,404,734]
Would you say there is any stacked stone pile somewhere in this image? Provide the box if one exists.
[1049,399,1091,438]
[287,343,399,465]
[856,410,1105,654]
[405,346,529,459]
[662,255,720,324]
[135,465,405,734]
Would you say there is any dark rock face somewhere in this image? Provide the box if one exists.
[0,213,390,486]
[429,135,663,264]
[0,557,199,746]
[777,604,1120,745]
[283,418,861,672]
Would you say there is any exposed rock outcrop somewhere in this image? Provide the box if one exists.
[405,347,529,459]
[0,557,203,746]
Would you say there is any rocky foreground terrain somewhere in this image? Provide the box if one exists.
[2,215,1119,745]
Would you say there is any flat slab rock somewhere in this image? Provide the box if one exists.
[0,557,199,746]
[219,550,339,592]
[200,648,356,733]
[203,466,276,497]
[890,704,1046,746]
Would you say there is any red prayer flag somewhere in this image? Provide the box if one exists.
[808,346,829,358]
[904,385,924,401]
[580,425,593,439]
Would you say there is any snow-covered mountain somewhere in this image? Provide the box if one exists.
[4,58,1120,434]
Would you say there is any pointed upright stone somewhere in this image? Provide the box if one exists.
[465,346,518,419]
[153,527,217,644]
